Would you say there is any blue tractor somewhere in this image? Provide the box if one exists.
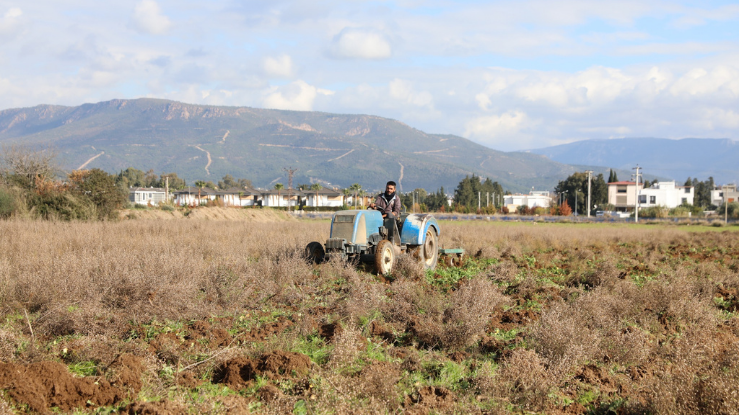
[305,210,461,274]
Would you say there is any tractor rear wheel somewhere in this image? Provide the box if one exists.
[374,240,395,275]
[305,242,325,264]
[420,228,438,270]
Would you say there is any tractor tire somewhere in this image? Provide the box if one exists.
[374,240,395,275]
[420,228,438,270]
[305,242,325,264]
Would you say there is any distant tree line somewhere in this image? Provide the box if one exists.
[452,175,505,213]
[0,144,127,220]
[554,172,609,215]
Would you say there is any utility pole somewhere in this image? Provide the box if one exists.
[586,170,593,218]
[723,184,730,224]
[575,191,578,216]
[487,192,489,207]
[632,165,642,223]
[478,191,481,211]
[283,167,297,213]
[165,176,169,203]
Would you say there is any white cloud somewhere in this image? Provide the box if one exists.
[669,66,739,97]
[131,0,172,35]
[263,55,294,78]
[465,111,532,142]
[263,80,334,111]
[389,79,433,108]
[329,28,392,60]
[0,7,23,38]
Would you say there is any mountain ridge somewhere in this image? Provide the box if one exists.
[528,137,738,185]
[0,98,582,192]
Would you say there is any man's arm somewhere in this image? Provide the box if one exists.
[393,197,402,216]
[369,194,381,210]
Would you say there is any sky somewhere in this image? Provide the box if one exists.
[0,0,738,151]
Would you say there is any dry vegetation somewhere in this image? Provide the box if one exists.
[1,217,739,414]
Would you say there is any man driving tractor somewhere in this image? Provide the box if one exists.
[369,181,402,219]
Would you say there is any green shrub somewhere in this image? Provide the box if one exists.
[28,191,96,221]
[0,187,18,218]
[640,206,669,218]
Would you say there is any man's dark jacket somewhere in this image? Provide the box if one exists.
[374,192,402,217]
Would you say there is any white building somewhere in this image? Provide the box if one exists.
[504,191,551,210]
[216,188,262,207]
[262,189,304,207]
[304,189,344,207]
[129,187,168,206]
[638,181,693,208]
[173,187,217,206]
[711,184,739,206]
[608,181,643,211]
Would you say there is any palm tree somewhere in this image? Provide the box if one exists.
[310,183,322,210]
[195,180,206,206]
[349,183,362,208]
[274,183,284,207]
[342,188,351,207]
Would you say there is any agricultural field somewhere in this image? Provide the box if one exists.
[1,216,739,414]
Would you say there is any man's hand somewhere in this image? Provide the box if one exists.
[369,202,376,209]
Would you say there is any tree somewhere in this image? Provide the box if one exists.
[424,187,448,211]
[144,169,158,187]
[195,180,206,205]
[454,175,481,209]
[481,178,504,208]
[591,173,608,213]
[157,172,186,190]
[238,178,252,189]
[608,169,618,183]
[690,177,715,208]
[559,200,572,216]
[218,174,237,189]
[68,169,127,219]
[342,188,351,207]
[274,183,284,207]
[116,167,146,189]
[310,183,322,208]
[348,183,362,207]
[0,144,58,189]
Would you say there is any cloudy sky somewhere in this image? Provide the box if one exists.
[0,0,738,151]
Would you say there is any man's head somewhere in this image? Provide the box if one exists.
[385,181,396,195]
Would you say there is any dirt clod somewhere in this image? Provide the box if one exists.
[177,371,203,389]
[259,384,282,402]
[406,385,456,412]
[258,351,312,377]
[0,355,143,413]
[318,322,342,341]
[124,400,186,415]
[214,351,312,390]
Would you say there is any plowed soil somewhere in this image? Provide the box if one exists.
[3,220,739,413]
[214,351,312,390]
[0,354,142,413]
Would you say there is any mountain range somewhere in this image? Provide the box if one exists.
[529,138,738,185]
[0,98,580,192]
[3,99,724,192]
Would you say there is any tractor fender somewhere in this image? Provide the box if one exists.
[400,214,440,246]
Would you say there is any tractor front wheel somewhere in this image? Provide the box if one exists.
[374,240,395,275]
[305,242,325,264]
